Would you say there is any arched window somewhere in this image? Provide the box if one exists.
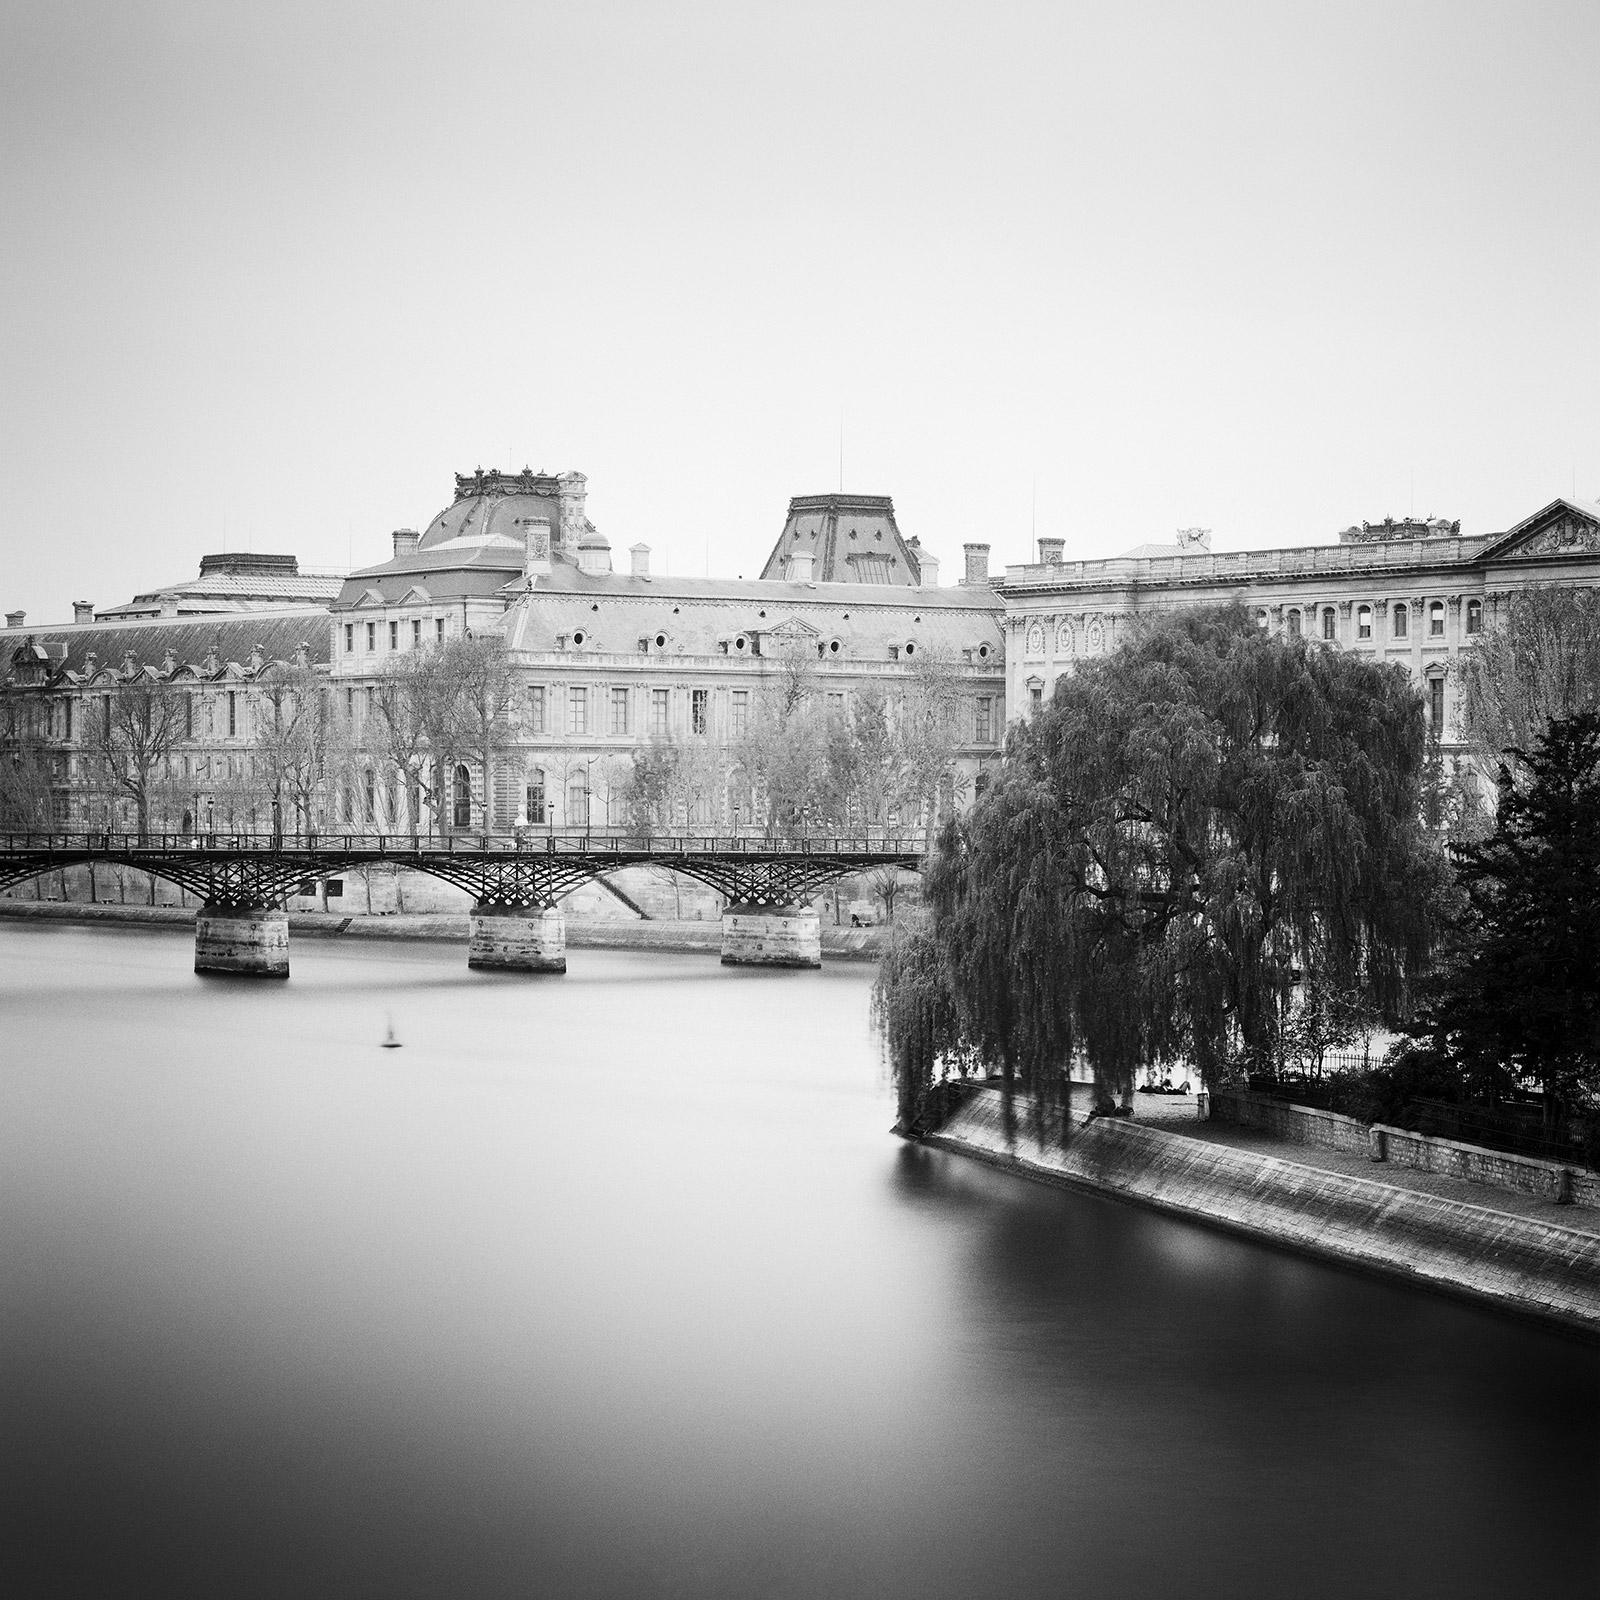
[1466,598,1483,634]
[526,769,546,826]
[1286,609,1302,638]
[1393,603,1409,639]
[1429,601,1445,637]
[1255,608,1269,630]
[1357,604,1372,640]
[568,778,590,828]
[452,764,472,829]
[1321,607,1336,641]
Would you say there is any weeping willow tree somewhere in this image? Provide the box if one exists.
[878,605,1444,1145]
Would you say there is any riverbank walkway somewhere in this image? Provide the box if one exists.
[1083,1086,1599,1235]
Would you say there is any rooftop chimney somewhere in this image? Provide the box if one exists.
[962,544,990,585]
[1038,537,1065,565]
[630,543,651,578]
[5,610,24,628]
[788,548,815,581]
[73,601,95,625]
[392,528,420,559]
[522,518,553,580]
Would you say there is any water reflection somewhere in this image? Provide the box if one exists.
[1,925,1595,1598]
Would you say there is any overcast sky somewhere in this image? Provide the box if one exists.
[3,0,1597,619]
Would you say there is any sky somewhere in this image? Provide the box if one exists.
[3,0,1598,620]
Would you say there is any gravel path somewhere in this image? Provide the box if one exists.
[1078,1086,1600,1236]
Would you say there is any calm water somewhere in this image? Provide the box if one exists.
[1,924,1596,1598]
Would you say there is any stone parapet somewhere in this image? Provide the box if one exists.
[929,1089,1600,1337]
[467,902,566,972]
[719,903,822,967]
[194,904,289,978]
[1209,1089,1592,1209]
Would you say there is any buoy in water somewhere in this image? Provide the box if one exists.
[381,1017,402,1049]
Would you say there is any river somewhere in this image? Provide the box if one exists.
[1,923,1595,1598]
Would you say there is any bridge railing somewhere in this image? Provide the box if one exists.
[0,830,927,858]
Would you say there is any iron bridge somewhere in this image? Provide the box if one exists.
[0,831,927,910]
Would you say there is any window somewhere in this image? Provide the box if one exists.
[651,688,669,737]
[389,620,398,650]
[363,768,376,823]
[1429,677,1445,731]
[411,619,421,647]
[365,686,375,716]
[610,686,630,735]
[1466,599,1482,634]
[65,697,73,741]
[568,686,588,735]
[366,621,376,650]
[1321,607,1335,641]
[526,770,546,825]
[1357,605,1372,640]
[1429,601,1445,638]
[345,687,355,719]
[730,690,749,737]
[1287,609,1301,638]
[452,764,472,829]
[691,688,709,735]
[976,696,993,744]
[1393,603,1408,639]
[227,691,236,737]
[344,623,354,653]
[527,685,546,735]
[1029,684,1043,713]
[827,692,845,716]
[568,779,589,828]
[436,618,445,643]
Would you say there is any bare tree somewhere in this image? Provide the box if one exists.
[445,635,517,832]
[1462,585,1600,778]
[251,664,328,836]
[88,672,187,837]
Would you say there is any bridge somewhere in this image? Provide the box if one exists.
[0,831,925,976]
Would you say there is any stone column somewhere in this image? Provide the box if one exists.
[720,901,823,968]
[468,901,566,973]
[194,902,289,978]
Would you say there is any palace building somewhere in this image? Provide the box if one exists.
[9,473,1600,877]
[998,497,1600,752]
[327,471,1007,834]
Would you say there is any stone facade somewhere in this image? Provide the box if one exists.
[999,495,1600,756]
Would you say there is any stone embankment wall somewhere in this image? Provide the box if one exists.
[1210,1089,1596,1210]
[927,1090,1600,1337]
[0,899,889,959]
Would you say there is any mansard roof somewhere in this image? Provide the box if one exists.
[0,609,331,690]
[98,552,342,620]
[495,565,1003,660]
[757,494,932,585]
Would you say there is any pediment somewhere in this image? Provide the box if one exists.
[351,587,388,609]
[398,584,433,604]
[1486,498,1600,560]
[766,616,820,640]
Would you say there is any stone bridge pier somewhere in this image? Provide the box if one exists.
[194,903,291,978]
[468,901,567,973]
[719,901,822,968]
